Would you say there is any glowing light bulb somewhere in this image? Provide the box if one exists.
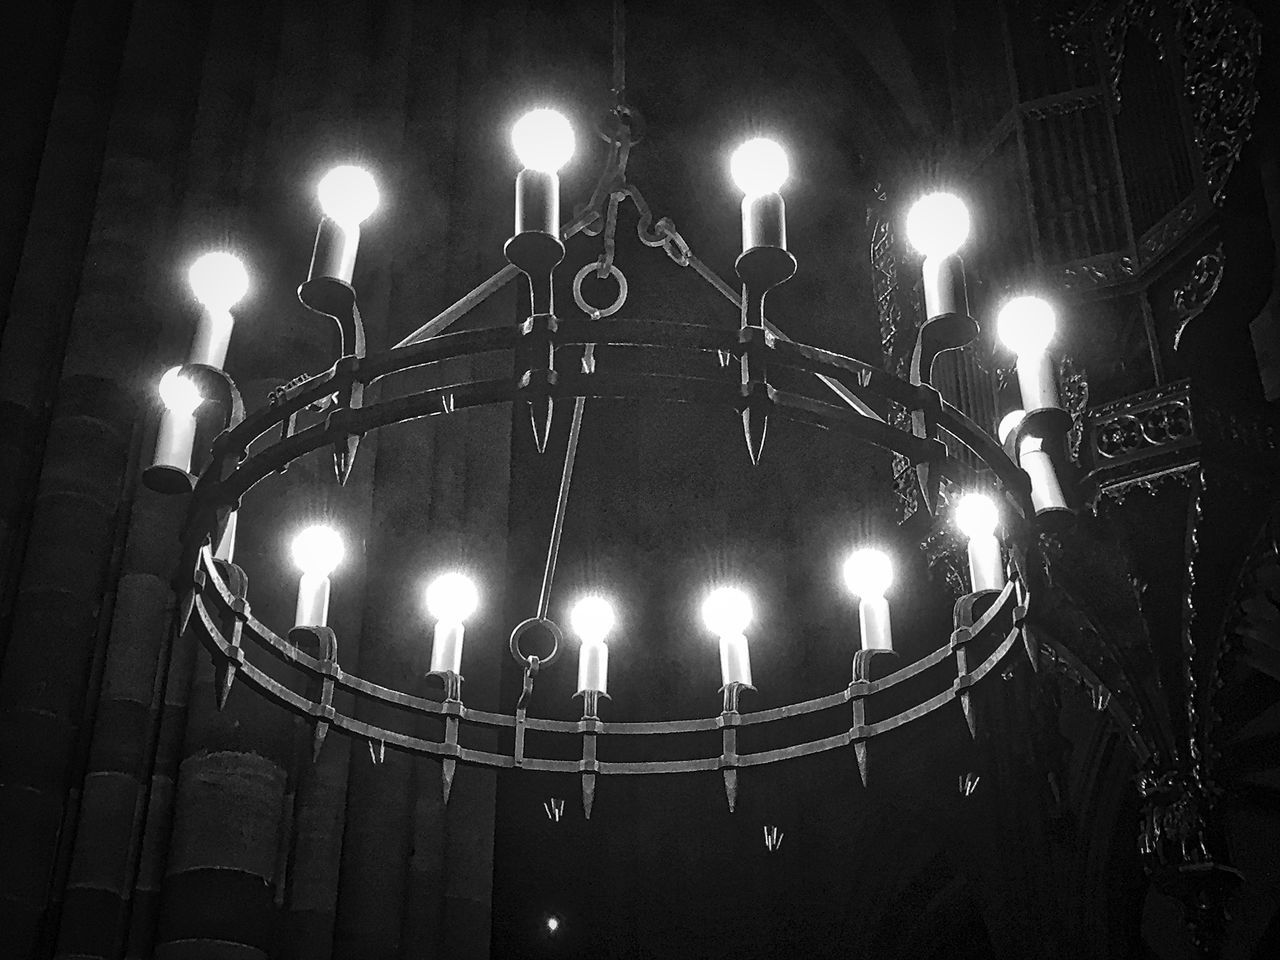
[570,595,616,645]
[158,367,203,417]
[955,493,999,540]
[546,916,560,934]
[290,525,345,578]
[511,109,575,173]
[998,410,1025,445]
[730,138,789,197]
[997,296,1057,357]
[842,548,894,599]
[905,192,971,259]
[187,252,249,311]
[425,572,479,624]
[317,165,380,228]
[702,586,753,637]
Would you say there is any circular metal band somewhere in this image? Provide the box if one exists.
[509,616,563,668]
[573,262,628,318]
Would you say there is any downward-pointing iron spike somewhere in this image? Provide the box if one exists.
[176,589,196,636]
[960,692,978,739]
[854,741,869,787]
[333,434,359,485]
[442,757,456,804]
[214,660,235,711]
[530,397,553,454]
[311,720,330,762]
[582,774,596,819]
[723,769,738,813]
[915,461,940,516]
[742,408,767,465]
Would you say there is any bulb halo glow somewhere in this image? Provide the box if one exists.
[842,548,894,599]
[187,252,249,311]
[997,296,1057,357]
[730,138,789,197]
[701,586,753,637]
[425,572,480,624]
[955,493,1000,540]
[511,109,575,173]
[158,366,203,417]
[998,410,1025,445]
[291,525,345,578]
[317,165,380,227]
[905,192,971,259]
[570,595,616,645]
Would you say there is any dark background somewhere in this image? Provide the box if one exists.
[2,1,1280,959]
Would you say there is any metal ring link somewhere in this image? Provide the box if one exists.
[509,616,563,668]
[573,262,628,319]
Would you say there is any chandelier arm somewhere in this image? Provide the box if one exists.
[391,208,604,349]
[768,339,919,408]
[656,239,886,422]
[770,390,943,464]
[535,393,586,620]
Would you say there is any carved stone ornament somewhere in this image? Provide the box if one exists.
[869,199,907,374]
[1173,242,1225,326]
[1056,252,1138,291]
[1101,0,1261,206]
[1059,355,1090,463]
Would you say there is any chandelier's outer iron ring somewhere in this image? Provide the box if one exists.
[509,616,564,669]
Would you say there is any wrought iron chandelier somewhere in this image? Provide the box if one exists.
[142,3,1078,820]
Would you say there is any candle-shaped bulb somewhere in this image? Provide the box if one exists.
[425,571,479,625]
[152,367,204,479]
[317,165,380,228]
[424,571,477,678]
[841,548,894,600]
[571,595,615,696]
[955,493,1006,592]
[999,296,1059,411]
[291,525,344,628]
[511,108,575,173]
[843,547,893,653]
[158,366,203,417]
[997,296,1056,357]
[291,525,344,578]
[187,252,249,312]
[954,493,998,541]
[570,595,616,645]
[905,192,970,259]
[701,586,753,637]
[730,138,789,198]
[703,586,754,689]
[998,409,1026,445]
